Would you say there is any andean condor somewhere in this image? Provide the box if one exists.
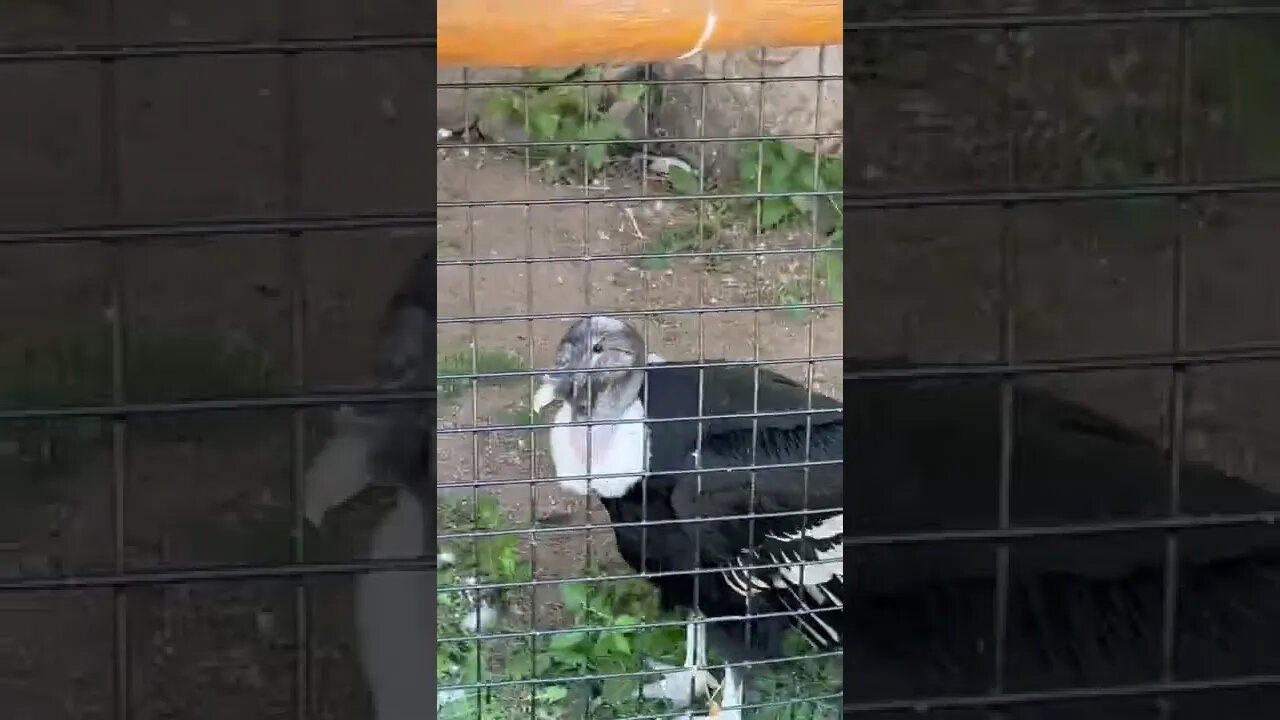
[837,363,1280,719]
[303,250,435,525]
[301,251,438,720]
[532,315,845,717]
[534,315,1280,719]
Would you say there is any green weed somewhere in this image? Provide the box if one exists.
[436,347,527,404]
[657,140,844,304]
[0,327,277,410]
[639,202,736,272]
[738,140,842,233]
[436,495,842,719]
[0,328,279,480]
[501,397,537,429]
[1197,22,1280,174]
[482,66,647,184]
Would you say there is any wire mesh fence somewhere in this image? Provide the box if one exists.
[0,3,434,719]
[435,39,843,720]
[443,2,1276,719]
[2,1,1280,720]
[836,2,1280,719]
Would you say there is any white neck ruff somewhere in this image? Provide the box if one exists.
[550,397,648,498]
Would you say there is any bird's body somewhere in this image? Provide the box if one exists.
[538,316,1280,719]
[361,250,436,503]
[535,317,845,717]
[840,375,1280,717]
[301,250,435,522]
[300,252,436,720]
[596,361,845,659]
[303,251,435,518]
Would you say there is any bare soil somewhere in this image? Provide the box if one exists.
[435,146,844,624]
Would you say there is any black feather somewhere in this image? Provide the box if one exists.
[598,360,845,663]
[840,373,1280,717]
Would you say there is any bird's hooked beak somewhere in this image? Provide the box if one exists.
[531,373,568,414]
[532,370,592,415]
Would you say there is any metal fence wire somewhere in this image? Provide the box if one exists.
[2,2,1280,720]
[435,34,844,720]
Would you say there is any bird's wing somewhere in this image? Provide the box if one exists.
[642,361,843,473]
[668,424,845,645]
[845,375,1280,595]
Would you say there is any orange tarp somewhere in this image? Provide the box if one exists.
[438,0,842,68]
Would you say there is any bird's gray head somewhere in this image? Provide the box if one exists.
[531,316,645,419]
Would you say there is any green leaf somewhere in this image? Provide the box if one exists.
[549,630,586,651]
[593,632,616,657]
[790,194,816,214]
[759,197,792,228]
[460,653,481,683]
[739,147,762,185]
[547,85,588,112]
[819,158,843,189]
[536,685,569,703]
[791,160,823,191]
[611,631,632,655]
[503,651,532,679]
[777,140,802,164]
[558,116,582,138]
[530,112,560,139]
[824,231,843,302]
[584,142,609,170]
[475,497,504,528]
[667,167,701,195]
[498,551,518,578]
[600,677,642,705]
[611,614,639,627]
[619,83,647,102]
[638,253,671,271]
[482,93,516,127]
[585,119,623,140]
[766,156,795,191]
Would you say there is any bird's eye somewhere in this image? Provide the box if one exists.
[592,341,604,353]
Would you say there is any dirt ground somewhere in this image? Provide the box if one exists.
[435,146,845,620]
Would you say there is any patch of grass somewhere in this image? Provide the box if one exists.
[440,494,527,584]
[437,347,527,404]
[736,140,842,234]
[1074,25,1280,233]
[638,202,736,272]
[182,503,342,566]
[0,327,279,479]
[751,631,843,720]
[436,496,842,719]
[500,397,537,429]
[131,330,278,401]
[1198,22,1280,173]
[658,140,844,304]
[0,328,277,410]
[481,66,648,184]
[777,279,818,321]
[824,227,843,303]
